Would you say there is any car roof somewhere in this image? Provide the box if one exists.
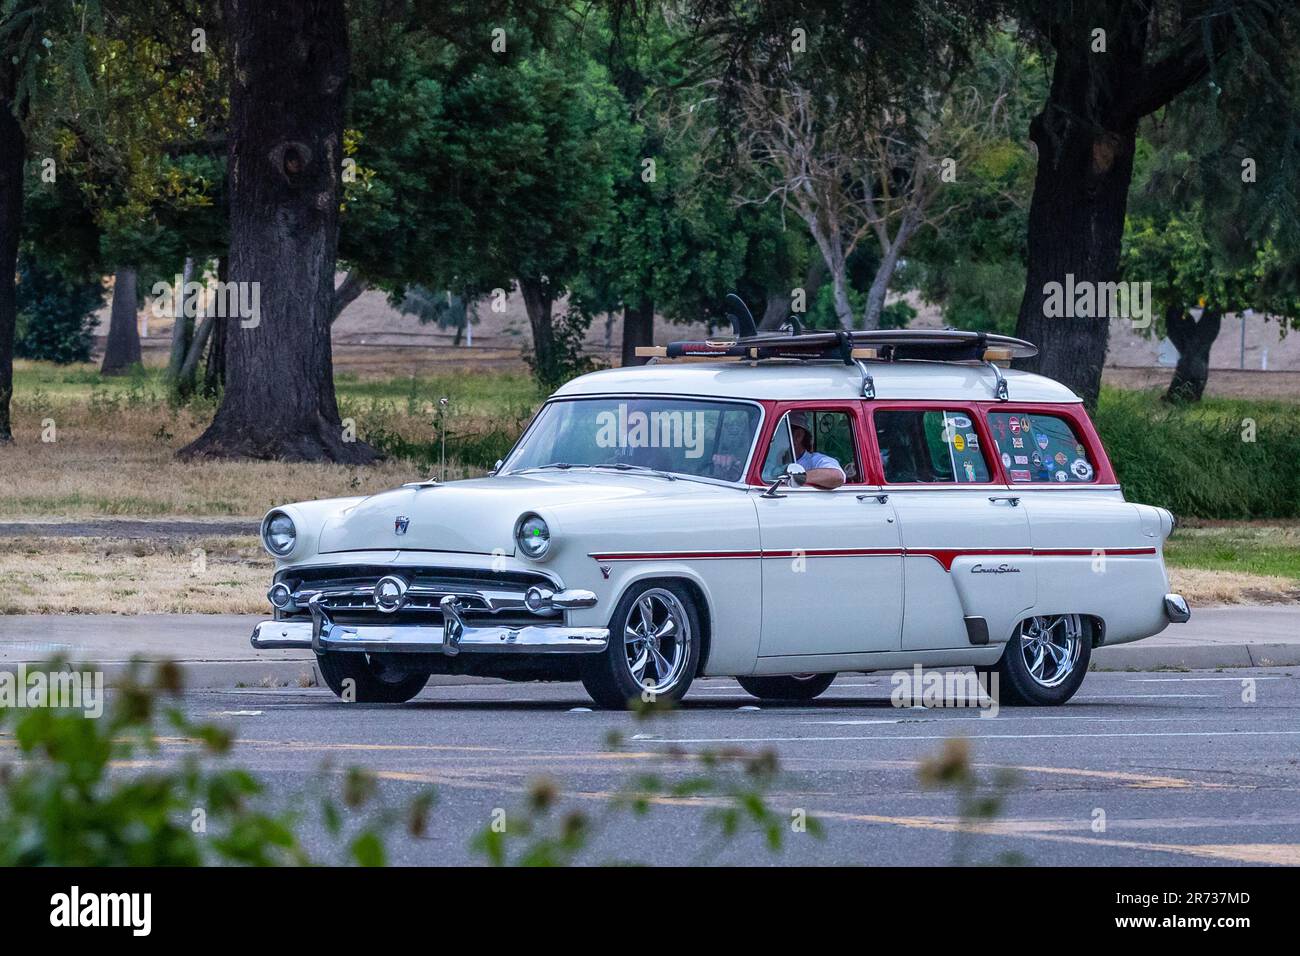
[553,360,1082,404]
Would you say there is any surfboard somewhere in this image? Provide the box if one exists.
[639,328,1037,363]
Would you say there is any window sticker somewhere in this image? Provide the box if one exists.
[988,412,1095,484]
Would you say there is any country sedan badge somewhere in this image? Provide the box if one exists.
[250,327,1190,709]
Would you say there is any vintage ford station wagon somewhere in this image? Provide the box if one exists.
[252,328,1190,708]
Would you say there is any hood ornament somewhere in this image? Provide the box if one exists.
[394,515,410,535]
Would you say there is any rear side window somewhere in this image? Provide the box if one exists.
[986,411,1095,483]
[875,409,990,483]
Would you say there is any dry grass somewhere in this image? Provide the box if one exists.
[1168,567,1300,607]
[0,400,414,517]
[0,536,268,614]
[0,363,528,517]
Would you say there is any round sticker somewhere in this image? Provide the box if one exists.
[1030,452,1043,469]
[1071,458,1094,480]
[1054,470,1069,482]
[1008,418,1021,434]
[952,433,965,452]
[1001,452,1011,468]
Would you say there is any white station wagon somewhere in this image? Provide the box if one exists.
[252,327,1190,708]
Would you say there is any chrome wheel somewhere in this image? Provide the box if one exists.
[1018,614,1083,688]
[623,587,691,694]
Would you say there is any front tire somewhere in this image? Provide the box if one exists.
[581,581,701,709]
[737,673,836,702]
[982,614,1091,706]
[316,651,430,703]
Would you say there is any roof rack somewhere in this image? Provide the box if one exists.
[635,327,1036,364]
[633,327,1036,402]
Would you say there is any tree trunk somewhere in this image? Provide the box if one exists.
[1012,9,1150,409]
[202,258,228,397]
[0,94,23,444]
[101,267,142,375]
[862,218,915,331]
[182,0,375,462]
[1164,305,1221,403]
[519,276,555,375]
[829,270,853,330]
[167,257,195,380]
[330,268,365,324]
[762,256,827,330]
[177,313,216,393]
[620,298,654,367]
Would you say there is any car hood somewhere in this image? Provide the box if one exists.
[314,472,720,555]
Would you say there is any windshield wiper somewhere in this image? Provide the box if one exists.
[589,463,677,481]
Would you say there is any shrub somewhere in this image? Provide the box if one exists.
[1095,389,1300,520]
[14,257,104,364]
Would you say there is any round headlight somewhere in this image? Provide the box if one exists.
[516,513,551,560]
[262,511,297,556]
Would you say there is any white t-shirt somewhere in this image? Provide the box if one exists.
[797,450,845,479]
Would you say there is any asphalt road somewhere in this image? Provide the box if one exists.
[133,666,1300,866]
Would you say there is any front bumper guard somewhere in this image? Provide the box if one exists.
[250,593,608,656]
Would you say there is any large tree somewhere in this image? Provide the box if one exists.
[181,0,372,462]
[1010,0,1299,407]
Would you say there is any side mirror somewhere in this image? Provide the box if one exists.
[761,462,807,498]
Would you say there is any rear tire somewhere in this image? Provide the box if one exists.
[581,581,701,709]
[737,673,836,702]
[316,651,430,703]
[981,614,1091,706]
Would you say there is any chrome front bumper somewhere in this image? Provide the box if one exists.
[251,593,609,656]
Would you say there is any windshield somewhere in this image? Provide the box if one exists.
[502,397,762,482]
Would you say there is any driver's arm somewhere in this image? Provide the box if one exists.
[805,467,844,490]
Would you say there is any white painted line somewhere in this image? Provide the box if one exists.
[642,730,1300,745]
[1125,677,1284,682]
[807,715,1232,726]
[1076,694,1215,699]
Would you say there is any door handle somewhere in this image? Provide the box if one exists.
[988,495,1021,506]
[856,493,889,503]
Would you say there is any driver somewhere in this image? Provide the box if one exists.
[790,412,845,490]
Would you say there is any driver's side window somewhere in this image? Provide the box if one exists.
[760,409,860,483]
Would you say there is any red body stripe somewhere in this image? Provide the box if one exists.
[589,546,1157,571]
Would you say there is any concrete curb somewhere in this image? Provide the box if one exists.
[1092,642,1300,671]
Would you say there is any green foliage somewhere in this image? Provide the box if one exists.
[521,305,602,390]
[1095,389,1300,520]
[470,720,812,866]
[806,283,914,331]
[1122,203,1300,333]
[0,659,431,865]
[917,737,1024,866]
[13,255,103,364]
[903,33,1042,333]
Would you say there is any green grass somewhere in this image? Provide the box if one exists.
[1163,524,1300,580]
